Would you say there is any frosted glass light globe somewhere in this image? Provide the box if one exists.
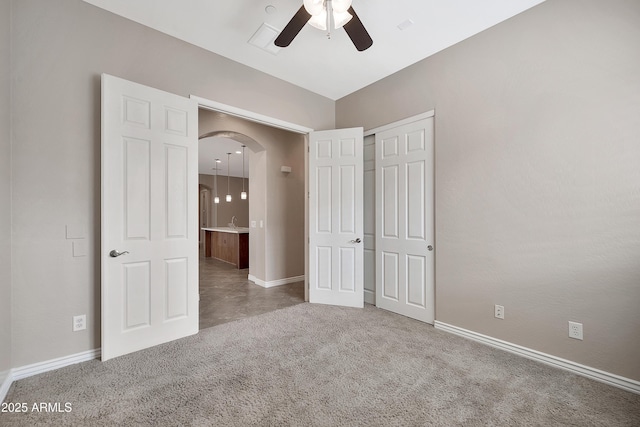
[332,0,353,13]
[303,0,324,15]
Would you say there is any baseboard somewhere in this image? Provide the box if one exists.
[0,370,11,403]
[248,274,305,289]
[434,321,640,395]
[1,348,101,403]
[12,348,102,382]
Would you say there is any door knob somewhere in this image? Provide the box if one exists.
[109,250,129,258]
[427,245,433,251]
[349,238,362,244]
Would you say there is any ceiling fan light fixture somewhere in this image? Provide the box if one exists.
[303,0,324,16]
[277,0,372,51]
[332,0,352,14]
[333,10,352,28]
[308,10,327,31]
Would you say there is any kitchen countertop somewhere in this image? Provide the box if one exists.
[201,227,250,234]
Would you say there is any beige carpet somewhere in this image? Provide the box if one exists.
[2,303,639,426]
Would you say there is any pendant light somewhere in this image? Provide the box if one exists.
[213,158,220,204]
[241,145,247,200]
[225,153,232,202]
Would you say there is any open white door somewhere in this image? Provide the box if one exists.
[101,74,198,361]
[376,117,435,323]
[309,128,364,308]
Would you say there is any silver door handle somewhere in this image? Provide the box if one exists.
[427,245,433,251]
[109,250,129,258]
[349,238,362,244]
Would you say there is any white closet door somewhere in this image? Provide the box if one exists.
[376,117,434,323]
[309,128,364,308]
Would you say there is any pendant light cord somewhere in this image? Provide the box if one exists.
[227,153,231,200]
[242,146,246,192]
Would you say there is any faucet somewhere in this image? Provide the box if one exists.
[231,216,237,229]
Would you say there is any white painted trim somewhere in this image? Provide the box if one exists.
[1,349,102,403]
[434,321,640,395]
[191,95,314,134]
[0,370,12,403]
[364,110,435,136]
[249,274,306,289]
[12,348,101,382]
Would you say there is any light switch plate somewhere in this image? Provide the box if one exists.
[66,224,87,240]
[73,240,88,257]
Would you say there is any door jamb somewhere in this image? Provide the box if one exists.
[364,111,434,137]
[190,95,314,301]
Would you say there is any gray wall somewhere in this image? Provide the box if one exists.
[0,0,13,385]
[199,110,306,283]
[9,0,333,367]
[199,175,250,227]
[337,0,640,381]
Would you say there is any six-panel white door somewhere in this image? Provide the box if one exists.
[101,74,199,361]
[376,117,435,323]
[309,128,364,308]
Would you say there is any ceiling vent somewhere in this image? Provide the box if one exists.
[248,23,282,55]
[397,19,414,31]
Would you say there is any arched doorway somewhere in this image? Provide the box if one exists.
[197,122,305,329]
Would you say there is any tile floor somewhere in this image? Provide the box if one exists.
[199,253,305,330]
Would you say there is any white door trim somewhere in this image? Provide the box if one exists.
[190,95,314,134]
[364,111,435,137]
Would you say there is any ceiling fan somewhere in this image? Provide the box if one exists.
[275,0,373,51]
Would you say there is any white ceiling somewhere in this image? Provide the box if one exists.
[199,137,249,177]
[83,0,545,100]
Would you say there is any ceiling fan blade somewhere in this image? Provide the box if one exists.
[274,6,311,47]
[343,7,373,51]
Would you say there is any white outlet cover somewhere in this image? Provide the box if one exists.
[73,314,87,332]
[568,321,583,340]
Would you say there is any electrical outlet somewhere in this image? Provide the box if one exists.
[73,315,86,332]
[494,305,504,319]
[568,321,583,340]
